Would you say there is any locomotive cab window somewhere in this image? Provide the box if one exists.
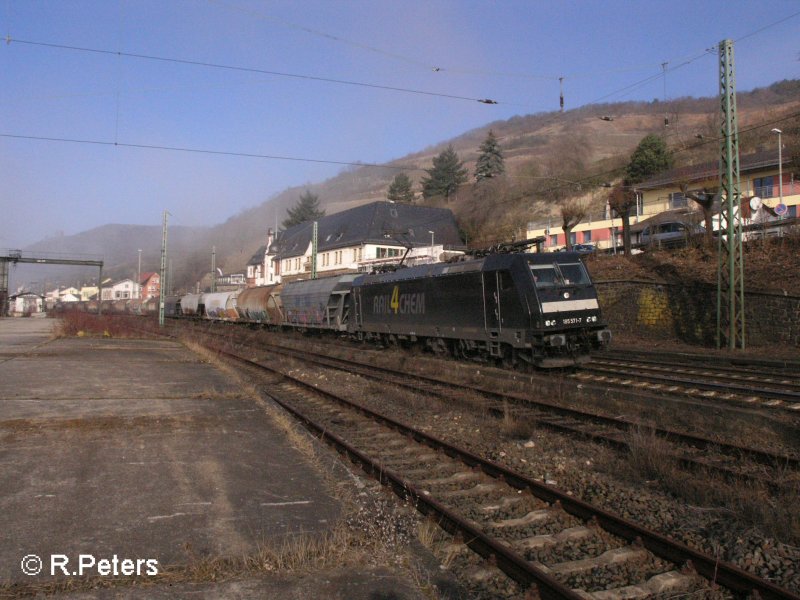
[529,261,590,288]
[558,262,590,286]
[529,264,559,288]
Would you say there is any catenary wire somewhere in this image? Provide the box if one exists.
[0,132,426,171]
[5,38,501,106]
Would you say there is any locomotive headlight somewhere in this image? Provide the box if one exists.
[563,292,570,299]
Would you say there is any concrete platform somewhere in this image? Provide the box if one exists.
[0,318,353,590]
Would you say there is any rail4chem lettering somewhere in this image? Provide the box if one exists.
[372,286,425,315]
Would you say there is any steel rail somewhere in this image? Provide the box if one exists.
[208,342,800,600]
[600,348,800,373]
[241,334,800,471]
[214,346,582,598]
[595,355,800,385]
[580,363,800,403]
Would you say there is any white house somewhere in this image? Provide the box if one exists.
[268,201,465,283]
[101,278,137,301]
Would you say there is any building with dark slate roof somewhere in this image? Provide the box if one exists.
[245,245,267,287]
[267,201,465,282]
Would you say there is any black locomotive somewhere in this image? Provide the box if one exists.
[349,251,610,368]
[273,249,609,368]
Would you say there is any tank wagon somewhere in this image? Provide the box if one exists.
[166,250,610,368]
[202,291,239,320]
[236,285,283,325]
[281,274,357,329]
[179,293,204,317]
[163,296,182,317]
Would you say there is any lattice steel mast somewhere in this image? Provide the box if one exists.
[158,210,169,327]
[716,39,745,350]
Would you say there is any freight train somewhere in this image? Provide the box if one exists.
[177,250,609,368]
[64,250,611,368]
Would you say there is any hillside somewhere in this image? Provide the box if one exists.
[11,224,208,292]
[16,79,800,292]
[211,79,800,266]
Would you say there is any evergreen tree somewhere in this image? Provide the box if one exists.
[625,134,673,184]
[421,145,468,200]
[282,190,325,228]
[387,173,415,203]
[474,130,505,181]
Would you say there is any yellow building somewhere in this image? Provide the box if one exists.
[526,148,798,249]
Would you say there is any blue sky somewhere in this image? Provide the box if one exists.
[1,0,798,248]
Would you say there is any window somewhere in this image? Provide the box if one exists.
[550,234,558,246]
[669,192,688,209]
[377,247,400,258]
[582,231,592,242]
[569,232,577,245]
[529,261,590,288]
[753,176,774,198]
[530,265,558,288]
[558,262,591,286]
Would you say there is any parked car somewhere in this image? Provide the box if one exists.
[573,243,597,253]
[640,221,704,247]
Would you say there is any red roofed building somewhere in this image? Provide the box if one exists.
[139,272,161,300]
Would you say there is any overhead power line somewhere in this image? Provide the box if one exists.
[0,132,425,171]
[6,38,500,106]
[2,110,797,183]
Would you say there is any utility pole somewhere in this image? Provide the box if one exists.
[311,221,318,279]
[211,246,216,292]
[137,248,142,299]
[716,39,745,350]
[772,128,784,206]
[158,211,169,327]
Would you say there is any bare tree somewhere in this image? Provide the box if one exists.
[560,199,586,251]
[607,184,638,256]
[680,182,718,242]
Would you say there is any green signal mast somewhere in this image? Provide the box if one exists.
[716,39,745,350]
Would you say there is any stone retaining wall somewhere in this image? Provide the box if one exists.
[595,280,800,348]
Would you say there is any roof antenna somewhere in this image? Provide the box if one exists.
[661,62,669,127]
[559,77,564,112]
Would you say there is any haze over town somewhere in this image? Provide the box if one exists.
[1,0,799,249]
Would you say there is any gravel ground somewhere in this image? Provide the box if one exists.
[246,330,800,596]
[176,320,799,597]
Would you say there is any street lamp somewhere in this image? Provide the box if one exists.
[137,249,142,299]
[771,128,783,207]
[428,230,435,262]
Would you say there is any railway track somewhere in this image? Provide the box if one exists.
[184,323,800,493]
[576,358,800,412]
[602,349,800,375]
[196,336,799,600]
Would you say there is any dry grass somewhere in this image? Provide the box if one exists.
[53,312,146,339]
[0,523,408,599]
[500,402,537,440]
[614,425,800,544]
[625,425,679,482]
[165,340,443,595]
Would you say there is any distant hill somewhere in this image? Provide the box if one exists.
[11,224,208,293]
[15,79,800,292]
